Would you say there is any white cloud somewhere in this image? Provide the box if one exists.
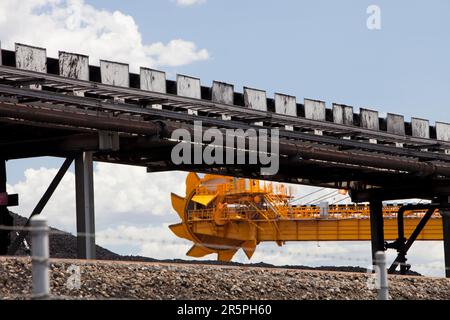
[176,0,207,7]
[9,166,76,231]
[146,40,209,67]
[97,224,197,260]
[0,0,209,71]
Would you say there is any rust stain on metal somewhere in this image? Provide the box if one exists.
[15,43,47,73]
[59,52,89,80]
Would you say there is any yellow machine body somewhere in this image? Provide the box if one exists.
[170,173,443,262]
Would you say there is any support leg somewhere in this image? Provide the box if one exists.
[441,198,450,278]
[0,159,12,255]
[370,199,384,266]
[75,152,96,259]
[388,206,435,274]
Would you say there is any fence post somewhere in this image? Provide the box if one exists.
[375,251,389,300]
[31,215,50,299]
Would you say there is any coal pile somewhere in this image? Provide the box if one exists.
[8,212,421,276]
[9,212,121,260]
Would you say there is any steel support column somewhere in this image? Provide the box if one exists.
[0,159,12,255]
[441,196,450,278]
[75,152,96,259]
[369,199,385,266]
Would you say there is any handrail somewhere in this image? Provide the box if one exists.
[187,206,441,223]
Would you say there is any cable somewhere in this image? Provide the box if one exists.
[289,187,326,204]
[331,196,351,205]
[304,190,339,205]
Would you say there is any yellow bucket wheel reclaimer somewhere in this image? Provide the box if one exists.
[169,173,443,262]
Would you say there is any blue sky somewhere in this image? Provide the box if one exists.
[88,0,450,120]
[1,0,449,276]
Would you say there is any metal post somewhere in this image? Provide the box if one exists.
[30,215,49,299]
[0,158,13,255]
[442,213,450,278]
[75,152,96,259]
[370,200,385,266]
[375,251,389,300]
[441,197,450,278]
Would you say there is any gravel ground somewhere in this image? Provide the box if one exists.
[1,257,449,300]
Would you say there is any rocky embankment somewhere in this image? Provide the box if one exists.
[1,257,449,300]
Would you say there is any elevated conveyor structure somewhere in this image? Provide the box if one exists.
[0,42,449,275]
[170,173,443,264]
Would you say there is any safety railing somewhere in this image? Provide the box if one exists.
[188,205,442,222]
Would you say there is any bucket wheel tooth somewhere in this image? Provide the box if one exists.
[186,172,201,195]
[169,223,194,241]
[217,250,238,262]
[187,244,215,258]
[171,193,187,220]
[242,240,257,260]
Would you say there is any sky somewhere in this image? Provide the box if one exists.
[1,0,449,276]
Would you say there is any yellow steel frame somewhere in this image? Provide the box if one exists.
[170,172,444,262]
